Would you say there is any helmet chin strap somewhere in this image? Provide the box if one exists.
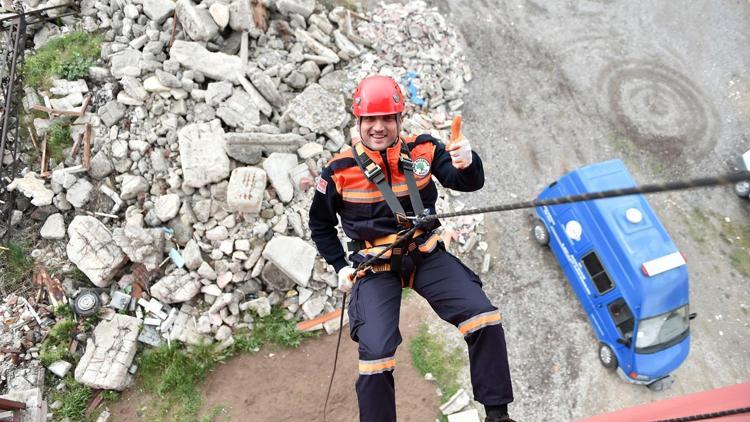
[358,115,402,150]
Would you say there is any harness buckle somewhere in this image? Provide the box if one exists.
[363,163,385,184]
[395,213,412,228]
[400,156,413,171]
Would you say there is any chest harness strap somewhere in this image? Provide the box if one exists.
[351,141,429,284]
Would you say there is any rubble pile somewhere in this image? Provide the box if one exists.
[0,294,53,378]
[1,1,484,415]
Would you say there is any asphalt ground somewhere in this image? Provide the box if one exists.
[393,1,750,419]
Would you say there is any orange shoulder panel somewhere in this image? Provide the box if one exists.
[326,148,354,166]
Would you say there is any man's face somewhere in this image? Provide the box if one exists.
[359,114,400,151]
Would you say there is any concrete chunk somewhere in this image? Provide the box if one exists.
[176,0,219,42]
[150,269,201,304]
[170,40,243,83]
[262,153,297,203]
[40,213,66,240]
[74,314,141,390]
[262,236,316,287]
[282,83,347,133]
[224,132,306,164]
[227,167,267,214]
[67,216,128,287]
[179,121,230,188]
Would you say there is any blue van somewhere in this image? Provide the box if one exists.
[532,159,695,391]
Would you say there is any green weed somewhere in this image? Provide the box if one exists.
[720,219,750,277]
[0,242,35,292]
[138,342,221,420]
[233,307,315,352]
[22,31,102,90]
[40,318,77,366]
[134,307,311,420]
[409,323,466,422]
[46,121,71,165]
[51,376,92,421]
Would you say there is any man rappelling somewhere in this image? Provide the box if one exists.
[309,75,515,422]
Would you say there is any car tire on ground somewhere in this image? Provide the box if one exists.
[532,219,550,246]
[598,342,618,370]
[73,290,101,317]
[734,180,750,199]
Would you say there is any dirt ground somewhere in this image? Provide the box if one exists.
[108,294,441,421]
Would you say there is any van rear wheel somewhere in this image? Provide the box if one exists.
[598,343,617,370]
[734,180,750,198]
[532,220,550,246]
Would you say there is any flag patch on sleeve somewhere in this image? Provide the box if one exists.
[316,177,328,194]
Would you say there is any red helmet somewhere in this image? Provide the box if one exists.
[352,75,405,117]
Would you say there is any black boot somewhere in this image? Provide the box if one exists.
[485,416,516,422]
[485,404,515,422]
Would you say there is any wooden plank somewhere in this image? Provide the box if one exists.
[82,123,91,168]
[0,398,26,411]
[31,95,91,117]
[296,308,341,332]
[84,390,103,418]
[40,134,47,174]
[168,10,177,48]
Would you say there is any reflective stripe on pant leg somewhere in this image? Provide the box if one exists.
[413,250,514,406]
[458,310,502,336]
[348,271,402,422]
[359,355,396,375]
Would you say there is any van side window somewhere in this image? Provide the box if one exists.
[582,252,614,294]
[608,298,635,341]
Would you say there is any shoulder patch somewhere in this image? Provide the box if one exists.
[413,157,431,177]
[316,177,328,194]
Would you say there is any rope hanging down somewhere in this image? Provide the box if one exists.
[321,170,750,420]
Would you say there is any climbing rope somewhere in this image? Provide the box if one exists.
[321,170,750,420]
[651,406,750,421]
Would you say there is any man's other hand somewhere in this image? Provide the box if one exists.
[337,267,356,293]
[446,138,472,170]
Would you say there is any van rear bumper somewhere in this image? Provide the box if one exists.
[617,368,673,390]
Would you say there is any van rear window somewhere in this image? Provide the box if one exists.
[582,252,614,294]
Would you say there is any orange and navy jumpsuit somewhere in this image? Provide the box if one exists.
[309,134,513,422]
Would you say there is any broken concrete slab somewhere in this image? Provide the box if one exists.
[48,360,73,378]
[282,83,347,133]
[176,0,220,42]
[224,132,306,165]
[262,235,316,288]
[168,304,213,345]
[74,314,141,390]
[178,121,230,188]
[216,89,261,129]
[7,172,54,207]
[112,216,165,270]
[67,216,128,287]
[262,152,297,203]
[170,40,244,83]
[150,269,201,304]
[143,0,175,24]
[226,166,266,214]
